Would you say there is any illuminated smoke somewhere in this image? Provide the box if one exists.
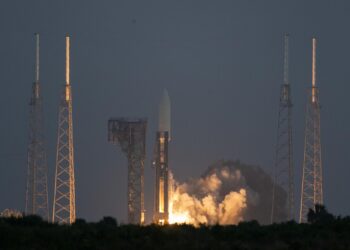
[169,165,247,226]
[169,160,286,226]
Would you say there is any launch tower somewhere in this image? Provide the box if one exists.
[299,38,323,223]
[108,118,147,224]
[25,33,49,220]
[271,34,294,222]
[53,36,76,224]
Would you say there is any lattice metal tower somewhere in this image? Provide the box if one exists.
[25,33,49,220]
[52,36,76,224]
[108,118,147,224]
[299,38,323,223]
[271,35,294,223]
[153,90,171,225]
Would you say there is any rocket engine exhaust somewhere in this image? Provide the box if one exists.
[168,160,287,226]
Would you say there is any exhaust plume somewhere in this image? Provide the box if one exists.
[169,160,286,226]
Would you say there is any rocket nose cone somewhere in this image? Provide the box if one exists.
[159,89,171,136]
[161,89,170,108]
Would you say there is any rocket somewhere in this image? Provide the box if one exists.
[158,89,171,139]
[153,89,171,225]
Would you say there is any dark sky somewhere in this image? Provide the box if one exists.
[0,0,349,223]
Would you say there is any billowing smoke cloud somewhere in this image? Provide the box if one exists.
[169,160,286,225]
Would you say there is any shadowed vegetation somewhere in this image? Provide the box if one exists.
[0,206,349,250]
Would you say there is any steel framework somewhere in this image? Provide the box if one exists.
[271,34,294,223]
[52,36,76,224]
[153,131,169,225]
[108,118,147,224]
[299,38,323,223]
[25,33,49,220]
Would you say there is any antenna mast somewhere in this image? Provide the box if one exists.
[299,37,323,222]
[25,33,49,220]
[271,34,294,222]
[53,35,76,224]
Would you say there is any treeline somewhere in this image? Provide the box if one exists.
[0,206,350,250]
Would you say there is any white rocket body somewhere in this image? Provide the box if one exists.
[158,89,171,138]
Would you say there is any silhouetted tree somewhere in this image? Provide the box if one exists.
[4,214,44,226]
[238,220,260,228]
[98,216,117,226]
[2,213,350,249]
[73,218,87,226]
[307,204,334,223]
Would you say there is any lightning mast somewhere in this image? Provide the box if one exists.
[52,36,76,224]
[153,90,171,225]
[108,118,147,224]
[25,33,49,220]
[271,34,294,223]
[299,38,323,223]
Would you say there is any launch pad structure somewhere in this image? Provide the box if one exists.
[52,36,76,224]
[299,38,323,223]
[271,34,294,223]
[25,33,49,220]
[108,118,147,224]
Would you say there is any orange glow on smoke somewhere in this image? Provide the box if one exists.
[167,170,247,226]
